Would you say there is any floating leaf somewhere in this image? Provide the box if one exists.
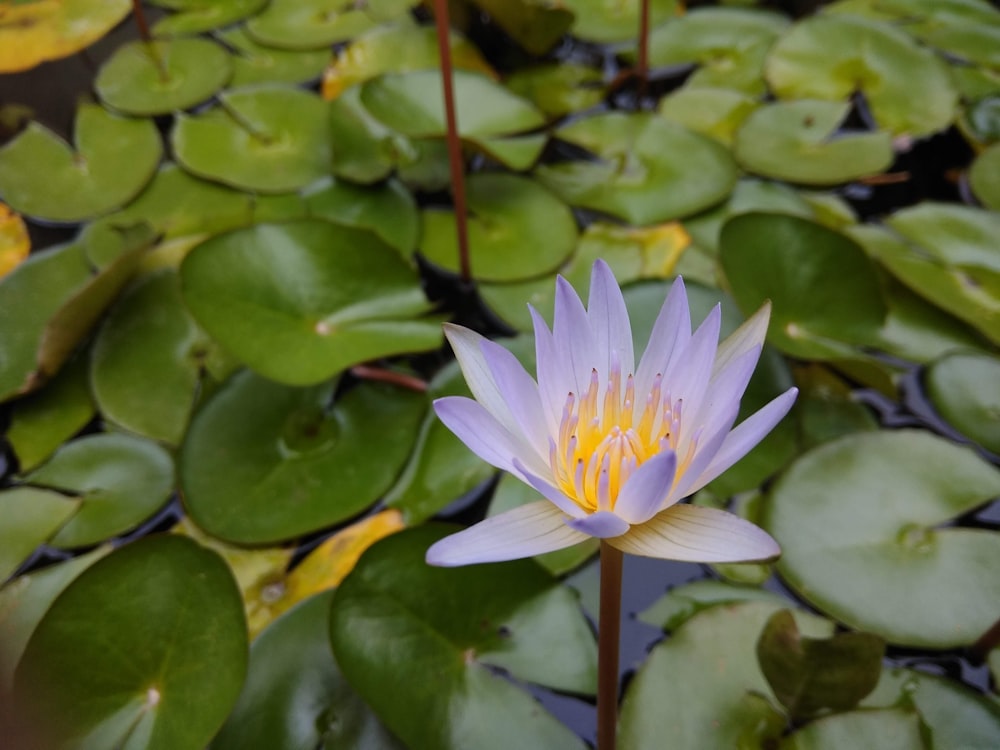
[96,38,233,116]
[537,113,738,225]
[969,142,1000,210]
[150,0,268,35]
[925,351,1000,455]
[563,0,681,43]
[0,0,130,73]
[467,0,573,55]
[779,708,924,750]
[420,173,577,281]
[172,86,332,193]
[0,202,29,277]
[638,579,789,631]
[181,220,443,385]
[246,0,416,50]
[13,536,246,750]
[217,26,328,87]
[506,63,605,119]
[0,103,161,222]
[0,488,80,582]
[658,86,759,146]
[22,433,175,549]
[330,525,593,750]
[326,88,404,183]
[734,100,893,185]
[181,371,424,543]
[765,14,958,137]
[764,429,1000,647]
[304,177,418,254]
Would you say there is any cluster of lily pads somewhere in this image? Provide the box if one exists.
[1,0,999,747]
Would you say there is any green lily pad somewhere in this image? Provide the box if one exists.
[22,433,175,549]
[970,142,1000,210]
[638,579,789,631]
[765,14,958,137]
[619,600,833,750]
[180,220,443,385]
[563,0,681,43]
[658,86,759,146]
[213,590,403,750]
[967,95,1000,143]
[91,270,231,445]
[466,0,573,55]
[95,38,233,116]
[734,99,893,185]
[925,351,1000,454]
[246,0,416,50]
[764,429,1000,647]
[537,113,738,225]
[780,708,924,750]
[720,212,888,359]
[172,86,332,193]
[327,87,403,184]
[506,63,605,120]
[639,7,790,94]
[0,103,161,222]
[0,488,80,582]
[13,536,246,750]
[216,26,328,87]
[330,525,593,750]
[304,177,418,254]
[150,0,268,35]
[6,358,94,472]
[420,173,577,281]
[181,371,424,543]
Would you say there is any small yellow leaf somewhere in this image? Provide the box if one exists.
[0,202,30,277]
[633,221,692,277]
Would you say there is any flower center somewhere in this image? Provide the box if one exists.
[549,356,690,514]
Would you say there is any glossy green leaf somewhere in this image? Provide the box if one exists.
[91,270,228,445]
[620,601,833,750]
[765,14,958,137]
[537,113,738,225]
[638,579,789,631]
[181,372,424,543]
[734,100,893,185]
[330,525,593,750]
[779,708,925,750]
[13,536,246,750]
[213,590,402,750]
[640,7,789,93]
[720,213,888,359]
[0,488,80,582]
[765,429,1000,647]
[245,0,416,50]
[658,86,758,146]
[151,0,268,35]
[172,86,332,193]
[181,220,443,385]
[22,433,175,549]
[326,87,402,183]
[0,103,161,222]
[304,177,418,254]
[505,63,605,119]
[757,609,885,720]
[925,351,1000,454]
[95,38,233,115]
[420,173,577,281]
[467,0,573,54]
[970,142,1000,210]
[563,0,681,43]
[6,358,94,471]
[217,27,328,87]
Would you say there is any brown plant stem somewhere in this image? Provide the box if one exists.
[637,0,651,95]
[597,542,624,750]
[431,0,472,283]
[350,365,428,393]
[969,613,1000,663]
[130,0,168,82]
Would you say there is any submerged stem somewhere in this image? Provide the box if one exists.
[637,0,650,94]
[597,542,624,750]
[431,0,472,283]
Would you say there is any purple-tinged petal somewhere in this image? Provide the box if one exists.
[530,304,565,436]
[425,501,588,566]
[692,388,798,491]
[635,276,691,398]
[587,259,634,385]
[670,401,739,501]
[686,347,761,443]
[664,305,722,446]
[512,458,587,519]
[613,451,677,524]
[712,302,771,379]
[479,339,550,459]
[554,275,596,399]
[443,324,518,432]
[608,504,780,562]
[433,396,547,478]
[566,511,631,539]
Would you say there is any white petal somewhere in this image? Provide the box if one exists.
[479,338,550,459]
[530,304,565,436]
[665,304,721,416]
[712,301,771,379]
[425,501,588,566]
[635,276,691,397]
[608,504,780,562]
[694,387,798,490]
[434,396,547,477]
[443,324,518,433]
[553,275,596,399]
[512,458,587,519]
[613,451,677,524]
[566,510,631,538]
[671,400,739,501]
[587,259,635,385]
[685,347,760,447]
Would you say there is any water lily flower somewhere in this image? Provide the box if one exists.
[426,260,796,566]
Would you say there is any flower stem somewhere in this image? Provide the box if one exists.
[637,0,650,95]
[597,541,624,750]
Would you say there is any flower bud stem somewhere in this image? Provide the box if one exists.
[597,541,624,750]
